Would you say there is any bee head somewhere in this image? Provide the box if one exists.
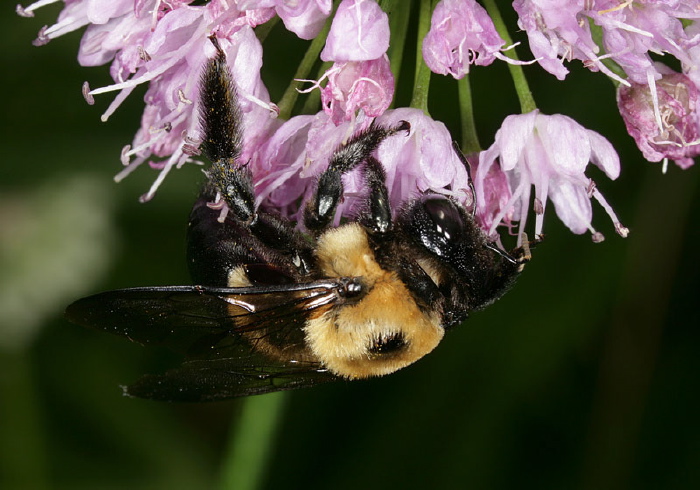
[399,194,524,317]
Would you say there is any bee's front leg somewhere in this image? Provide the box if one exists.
[303,121,410,234]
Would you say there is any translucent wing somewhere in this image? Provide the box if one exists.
[65,281,350,401]
[125,356,336,402]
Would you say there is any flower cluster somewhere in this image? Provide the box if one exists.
[17,0,700,244]
[511,0,700,170]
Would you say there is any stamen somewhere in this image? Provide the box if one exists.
[16,0,60,18]
[586,179,596,198]
[205,193,230,223]
[182,143,201,156]
[137,46,152,62]
[296,67,335,94]
[100,85,137,122]
[32,25,50,46]
[82,82,95,105]
[42,14,84,39]
[177,89,192,104]
[591,231,605,243]
[647,71,663,132]
[241,93,280,116]
[182,132,201,145]
[349,76,383,97]
[493,48,538,67]
[488,180,526,238]
[533,197,544,214]
[138,150,184,203]
[217,207,230,224]
[114,155,147,183]
[590,187,628,238]
[120,145,132,166]
[148,122,172,134]
[88,23,207,97]
[121,134,166,166]
[615,222,630,238]
[597,0,632,15]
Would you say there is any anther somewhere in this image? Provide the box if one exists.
[533,198,544,214]
[615,222,629,238]
[137,46,151,62]
[177,89,192,104]
[120,145,131,165]
[16,4,34,17]
[82,82,95,105]
[32,25,50,46]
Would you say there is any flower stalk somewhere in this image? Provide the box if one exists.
[219,393,287,490]
[481,0,536,114]
[278,7,335,120]
[457,75,480,154]
[410,0,434,113]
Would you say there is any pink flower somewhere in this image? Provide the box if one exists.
[617,69,700,169]
[305,0,393,124]
[317,56,395,125]
[275,0,333,40]
[513,0,626,85]
[685,20,700,90]
[591,0,700,85]
[320,0,389,62]
[256,112,377,222]
[21,0,279,202]
[23,0,135,46]
[476,111,627,242]
[375,108,472,209]
[422,0,506,79]
[110,5,274,202]
[254,108,471,224]
[254,114,317,217]
[468,153,513,234]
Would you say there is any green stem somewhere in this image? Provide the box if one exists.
[219,393,288,490]
[458,75,480,154]
[410,0,433,113]
[382,0,412,105]
[0,350,49,490]
[254,16,279,44]
[277,7,336,120]
[588,19,626,86]
[481,0,536,114]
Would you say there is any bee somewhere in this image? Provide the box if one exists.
[66,38,533,402]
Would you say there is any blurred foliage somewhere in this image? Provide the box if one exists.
[2,4,699,490]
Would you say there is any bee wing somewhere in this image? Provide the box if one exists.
[125,356,336,402]
[65,282,347,400]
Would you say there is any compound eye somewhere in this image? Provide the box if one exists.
[420,197,464,254]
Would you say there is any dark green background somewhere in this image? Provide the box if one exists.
[2,3,698,489]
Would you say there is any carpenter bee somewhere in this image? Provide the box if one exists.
[66,38,533,402]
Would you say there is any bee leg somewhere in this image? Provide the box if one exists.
[303,121,410,233]
[199,36,256,225]
[362,156,392,234]
[192,38,315,285]
[187,185,315,286]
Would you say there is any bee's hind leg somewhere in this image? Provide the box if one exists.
[190,38,314,286]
